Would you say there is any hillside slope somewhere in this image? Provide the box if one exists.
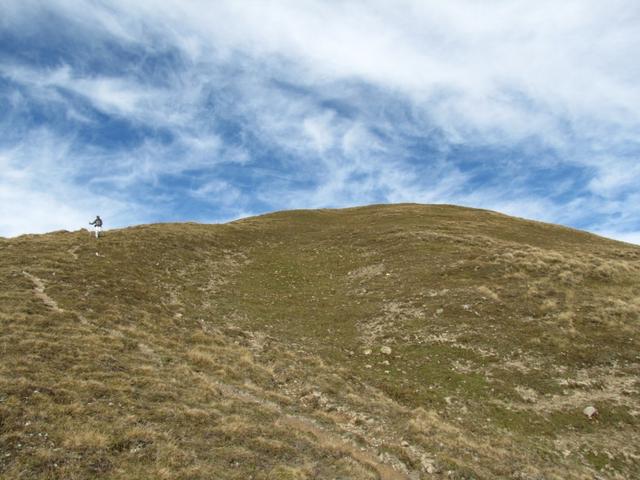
[1,204,639,479]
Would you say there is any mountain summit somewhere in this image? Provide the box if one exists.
[1,204,639,479]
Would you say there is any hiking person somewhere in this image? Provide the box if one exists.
[89,215,103,238]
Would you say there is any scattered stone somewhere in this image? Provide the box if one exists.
[583,406,598,420]
[380,346,392,355]
[515,386,539,403]
[436,308,444,315]
[365,364,372,369]
[381,360,390,366]
[420,455,437,474]
[401,440,410,447]
[363,348,372,355]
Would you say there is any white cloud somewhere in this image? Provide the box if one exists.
[303,112,336,153]
[1,63,180,124]
[0,190,84,237]
[7,0,640,140]
[587,159,640,197]
[590,230,640,246]
[0,129,136,236]
[190,179,243,207]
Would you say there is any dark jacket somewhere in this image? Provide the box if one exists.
[90,217,103,227]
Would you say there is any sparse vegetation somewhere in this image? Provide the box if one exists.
[1,204,639,479]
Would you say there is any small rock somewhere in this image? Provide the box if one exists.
[363,348,372,355]
[436,308,444,315]
[401,440,410,447]
[421,456,437,474]
[381,360,390,365]
[380,346,392,355]
[583,405,598,420]
[365,364,372,369]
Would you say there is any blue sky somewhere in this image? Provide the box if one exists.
[1,1,639,243]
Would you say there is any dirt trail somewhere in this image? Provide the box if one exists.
[21,271,89,324]
[213,381,413,480]
[22,271,63,313]
[67,245,80,260]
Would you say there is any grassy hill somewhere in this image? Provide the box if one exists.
[1,204,639,479]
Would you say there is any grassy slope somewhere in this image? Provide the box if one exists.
[1,204,639,479]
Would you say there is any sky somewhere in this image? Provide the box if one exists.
[1,0,639,243]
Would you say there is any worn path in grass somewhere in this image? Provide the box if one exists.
[22,271,63,313]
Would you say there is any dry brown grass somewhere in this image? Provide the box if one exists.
[476,285,500,301]
[62,429,109,450]
[1,204,639,479]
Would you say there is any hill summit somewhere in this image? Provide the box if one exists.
[1,204,639,479]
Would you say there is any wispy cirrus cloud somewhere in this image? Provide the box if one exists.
[0,0,639,242]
